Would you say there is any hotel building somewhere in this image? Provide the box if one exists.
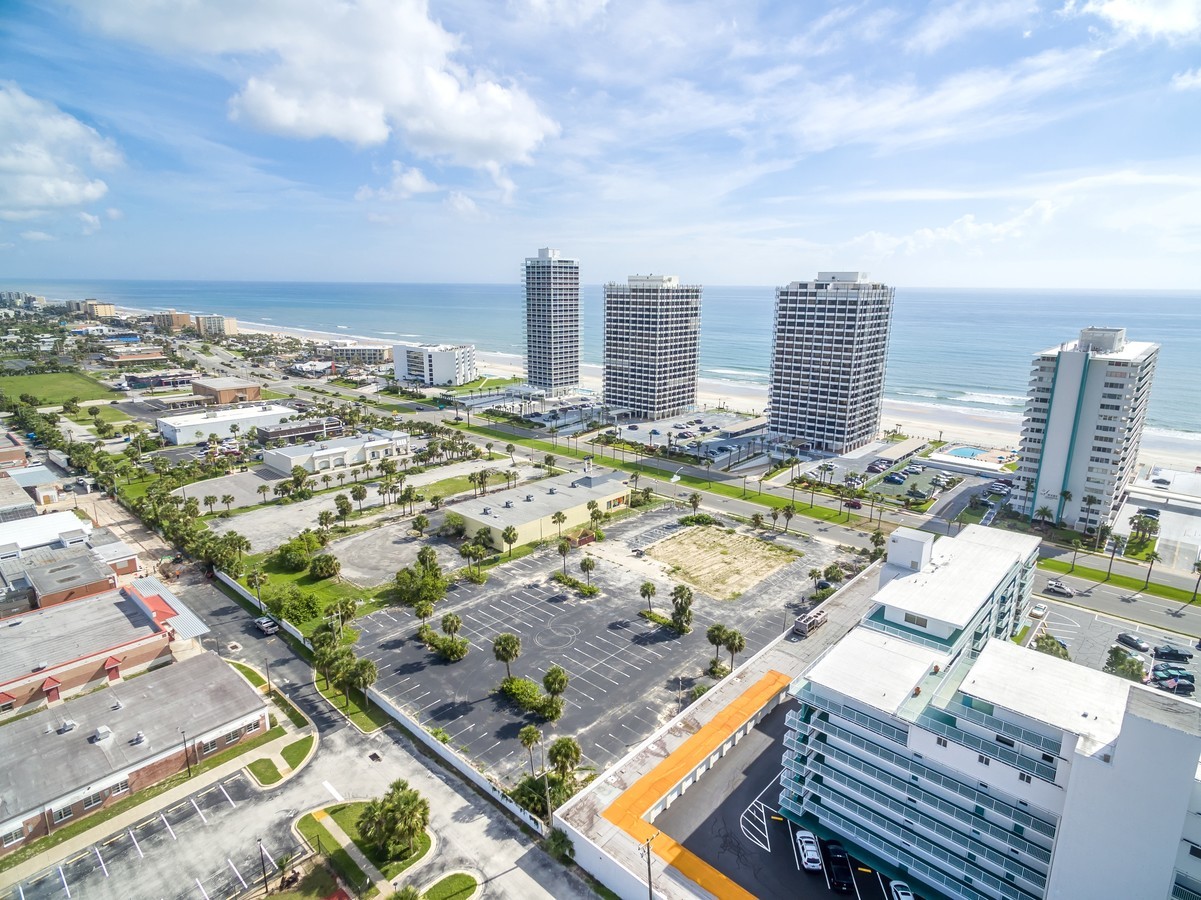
[1015,327,1159,529]
[780,525,1201,900]
[768,272,894,454]
[602,274,701,420]
[397,343,477,386]
[193,314,239,337]
[524,248,581,397]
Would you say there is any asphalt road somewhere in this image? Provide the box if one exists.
[1034,570,1201,641]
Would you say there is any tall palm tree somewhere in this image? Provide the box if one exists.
[1144,550,1162,588]
[548,736,582,785]
[557,539,571,574]
[502,525,518,558]
[688,492,702,513]
[256,483,270,504]
[1106,534,1127,580]
[1080,493,1101,534]
[770,508,780,531]
[782,503,795,534]
[441,613,461,638]
[1069,539,1083,571]
[552,511,566,537]
[579,556,596,584]
[1192,560,1201,603]
[350,483,367,512]
[706,624,728,666]
[543,664,569,699]
[351,657,378,709]
[493,632,522,678]
[221,493,235,511]
[640,581,656,613]
[723,629,746,669]
[1035,505,1054,528]
[519,724,542,776]
[203,494,217,514]
[808,568,823,588]
[393,788,430,855]
[414,600,434,626]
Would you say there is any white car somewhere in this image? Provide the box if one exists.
[1030,603,1048,619]
[889,882,916,900]
[795,829,822,872]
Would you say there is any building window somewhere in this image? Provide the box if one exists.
[111,779,129,795]
[978,754,990,766]
[225,729,242,744]
[53,807,73,823]
[201,739,218,755]
[995,735,1015,748]
[1189,845,1201,860]
[903,613,928,628]
[83,791,104,810]
[245,719,260,734]
[936,736,948,748]
[2,828,22,847]
[1042,752,1055,763]
[0,700,12,713]
[1019,772,1032,784]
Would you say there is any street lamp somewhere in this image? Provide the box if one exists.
[258,838,270,895]
[180,728,193,777]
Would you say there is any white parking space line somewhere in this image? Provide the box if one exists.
[127,829,143,858]
[93,847,108,877]
[323,781,345,803]
[259,841,279,870]
[195,877,210,900]
[160,813,177,840]
[787,820,801,871]
[218,783,236,808]
[227,859,247,889]
[191,797,207,823]
[57,867,70,898]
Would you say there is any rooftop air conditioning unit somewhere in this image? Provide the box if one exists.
[548,487,557,495]
[525,495,534,502]
[59,719,78,734]
[482,506,492,515]
[503,500,513,508]
[131,731,146,745]
[92,725,113,743]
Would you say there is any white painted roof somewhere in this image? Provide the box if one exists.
[804,627,948,716]
[0,511,93,552]
[156,404,293,428]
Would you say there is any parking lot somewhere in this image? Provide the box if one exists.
[656,703,912,900]
[613,410,765,466]
[326,518,461,586]
[0,774,302,900]
[356,506,856,784]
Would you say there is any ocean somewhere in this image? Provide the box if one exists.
[10,280,1201,436]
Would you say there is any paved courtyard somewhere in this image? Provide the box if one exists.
[328,521,463,587]
[354,506,860,784]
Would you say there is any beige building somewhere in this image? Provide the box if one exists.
[328,343,393,366]
[193,314,239,337]
[191,377,261,405]
[460,470,629,550]
[85,301,116,319]
[152,309,194,332]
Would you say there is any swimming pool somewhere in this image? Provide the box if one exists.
[947,446,986,459]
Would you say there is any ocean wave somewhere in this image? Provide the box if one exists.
[892,387,1024,408]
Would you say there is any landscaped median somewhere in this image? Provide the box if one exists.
[421,871,479,900]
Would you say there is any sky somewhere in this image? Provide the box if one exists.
[1,0,1199,288]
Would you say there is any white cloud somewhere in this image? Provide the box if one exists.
[846,200,1059,256]
[1172,67,1201,88]
[906,0,1035,54]
[20,230,55,241]
[105,207,123,220]
[79,212,101,234]
[0,82,120,221]
[72,1,558,170]
[355,162,439,201]
[1072,0,1201,39]
[514,0,609,26]
[445,191,479,217]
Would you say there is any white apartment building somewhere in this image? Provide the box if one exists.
[396,343,477,386]
[781,525,1201,900]
[261,428,408,475]
[524,248,580,397]
[329,343,392,366]
[193,314,239,337]
[1015,326,1158,529]
[768,272,894,454]
[602,274,701,420]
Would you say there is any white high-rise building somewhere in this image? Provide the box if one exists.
[780,525,1201,900]
[768,271,894,454]
[1015,327,1158,529]
[602,274,701,420]
[524,248,580,397]
[396,344,477,386]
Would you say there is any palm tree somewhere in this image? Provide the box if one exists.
[640,581,656,613]
[413,513,429,535]
[393,787,430,855]
[1106,534,1127,580]
[351,483,367,512]
[256,483,270,504]
[506,443,517,463]
[493,632,522,679]
[1192,560,1201,603]
[1069,539,1083,572]
[203,494,217,514]
[1080,493,1101,534]
[414,599,434,626]
[552,511,566,538]
[579,555,596,584]
[441,613,461,637]
[557,538,571,574]
[706,623,728,666]
[351,657,378,709]
[770,508,780,531]
[502,525,518,558]
[1035,505,1054,529]
[1144,550,1162,588]
[221,493,235,512]
[331,596,358,627]
[519,724,542,776]
[1058,488,1072,521]
[547,736,582,786]
[543,664,569,699]
[750,512,764,529]
[782,503,795,534]
[723,629,746,669]
[544,453,557,471]
[687,492,701,513]
[808,568,823,589]
[870,529,886,557]
[318,509,335,532]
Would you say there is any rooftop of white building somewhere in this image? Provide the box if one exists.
[266,431,406,459]
[877,525,1039,630]
[0,510,92,553]
[155,404,293,429]
[961,639,1131,757]
[805,627,949,716]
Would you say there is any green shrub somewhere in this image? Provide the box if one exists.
[277,545,311,572]
[707,660,731,678]
[690,684,711,701]
[539,695,564,722]
[679,513,720,526]
[499,676,545,712]
[429,727,451,743]
[309,553,341,579]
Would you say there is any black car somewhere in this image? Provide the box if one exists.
[1156,678,1196,695]
[826,841,855,893]
[1153,645,1194,662]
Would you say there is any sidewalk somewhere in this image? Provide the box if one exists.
[314,810,393,897]
[0,729,295,885]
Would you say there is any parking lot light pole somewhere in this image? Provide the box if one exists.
[180,728,192,777]
[258,838,269,896]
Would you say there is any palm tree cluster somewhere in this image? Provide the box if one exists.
[670,585,694,633]
[356,779,430,858]
[706,624,746,671]
[311,613,379,711]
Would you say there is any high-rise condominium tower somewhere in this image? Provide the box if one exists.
[1016,326,1158,529]
[768,272,894,454]
[524,248,580,397]
[602,274,701,420]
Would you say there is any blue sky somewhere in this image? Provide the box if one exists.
[1,0,1199,287]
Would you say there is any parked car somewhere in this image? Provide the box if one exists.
[795,830,822,872]
[1117,632,1151,653]
[627,424,639,430]
[825,842,855,893]
[1030,603,1048,619]
[254,616,280,635]
[1153,645,1194,662]
[889,882,916,900]
[1152,477,1171,486]
[884,474,905,485]
[650,429,661,435]
[1044,580,1075,598]
[1156,678,1196,695]
[1151,667,1194,683]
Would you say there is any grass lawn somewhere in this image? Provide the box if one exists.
[248,757,283,785]
[1013,625,1031,644]
[0,371,115,404]
[274,862,339,899]
[239,552,387,636]
[423,872,479,900]
[443,375,523,396]
[270,690,309,728]
[1038,558,1195,603]
[230,660,267,688]
[282,735,315,769]
[297,813,369,893]
[68,405,130,425]
[316,675,391,732]
[260,388,290,400]
[0,724,285,874]
[328,802,431,880]
[419,473,478,502]
[1125,536,1159,561]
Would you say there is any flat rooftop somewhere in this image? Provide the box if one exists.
[463,470,626,528]
[0,510,92,553]
[804,626,949,716]
[25,552,115,597]
[0,476,33,510]
[156,404,293,428]
[876,525,1039,629]
[266,432,401,459]
[0,653,265,818]
[0,591,158,685]
[961,639,1131,756]
[192,377,259,391]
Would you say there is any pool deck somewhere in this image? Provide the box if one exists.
[928,444,1016,473]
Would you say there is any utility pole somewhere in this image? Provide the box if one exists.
[641,830,660,900]
[180,728,192,777]
[258,838,269,896]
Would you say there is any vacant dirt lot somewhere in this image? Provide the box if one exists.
[646,526,799,599]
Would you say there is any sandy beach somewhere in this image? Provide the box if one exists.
[227,319,1199,473]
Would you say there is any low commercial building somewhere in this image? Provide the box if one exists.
[103,348,169,367]
[151,309,193,333]
[460,469,628,550]
[0,511,93,560]
[256,417,344,446]
[191,376,261,405]
[6,466,61,506]
[261,428,409,476]
[155,404,295,445]
[0,474,36,523]
[193,314,238,337]
[120,369,196,390]
[397,343,477,386]
[0,433,28,470]
[0,652,266,856]
[329,342,393,366]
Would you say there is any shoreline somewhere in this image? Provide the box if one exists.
[121,306,1199,472]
